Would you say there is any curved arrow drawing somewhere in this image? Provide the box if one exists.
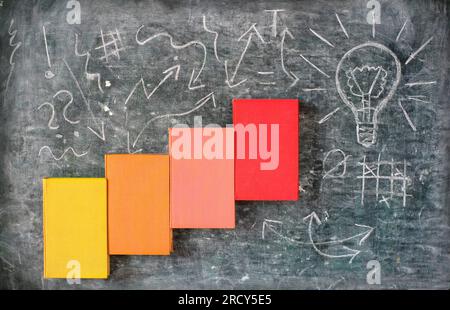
[262,217,373,247]
[303,212,362,264]
[130,92,216,149]
[135,26,206,90]
[224,24,265,88]
[280,27,299,88]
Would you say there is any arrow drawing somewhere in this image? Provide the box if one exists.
[124,64,181,107]
[129,92,216,149]
[280,27,299,88]
[63,59,105,141]
[262,212,373,264]
[224,24,265,88]
[303,212,363,264]
[262,217,373,247]
[262,219,283,240]
[127,131,142,154]
[135,26,206,89]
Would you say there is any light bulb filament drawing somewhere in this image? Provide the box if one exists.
[336,42,401,147]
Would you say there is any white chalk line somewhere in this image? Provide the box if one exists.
[300,54,330,78]
[405,37,433,65]
[318,107,340,124]
[397,100,417,132]
[335,13,349,39]
[39,146,88,160]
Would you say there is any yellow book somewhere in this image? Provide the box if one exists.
[43,178,109,279]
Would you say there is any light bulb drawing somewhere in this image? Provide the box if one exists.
[336,42,401,147]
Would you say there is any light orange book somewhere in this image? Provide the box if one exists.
[169,128,235,228]
[43,178,109,279]
[105,154,171,255]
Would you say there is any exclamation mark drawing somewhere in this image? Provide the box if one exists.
[43,25,55,79]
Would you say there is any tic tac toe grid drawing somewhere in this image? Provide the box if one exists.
[358,155,411,207]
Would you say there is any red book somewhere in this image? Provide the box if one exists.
[233,98,299,200]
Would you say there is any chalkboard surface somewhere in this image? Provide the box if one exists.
[0,0,449,289]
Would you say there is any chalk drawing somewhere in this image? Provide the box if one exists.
[335,13,349,39]
[39,146,88,160]
[397,100,417,132]
[224,24,265,88]
[135,26,206,89]
[300,54,330,78]
[358,155,411,207]
[95,28,124,62]
[37,102,59,130]
[75,33,104,93]
[130,92,216,149]
[124,65,181,107]
[202,15,221,63]
[42,25,55,79]
[262,216,373,249]
[405,81,436,87]
[63,59,105,141]
[309,28,334,48]
[405,37,433,65]
[4,19,22,99]
[54,90,80,125]
[395,20,407,42]
[280,28,299,87]
[303,212,362,264]
[322,149,351,179]
[264,9,285,38]
[336,42,402,147]
[318,107,341,124]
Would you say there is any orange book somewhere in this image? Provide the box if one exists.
[169,127,235,228]
[105,154,171,255]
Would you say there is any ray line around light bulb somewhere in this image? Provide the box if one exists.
[335,13,349,39]
[407,96,430,104]
[397,100,417,132]
[303,88,327,92]
[405,37,434,65]
[396,20,408,42]
[372,11,376,38]
[405,81,436,87]
[299,54,331,78]
[408,95,427,99]
[309,28,335,48]
[318,107,341,124]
